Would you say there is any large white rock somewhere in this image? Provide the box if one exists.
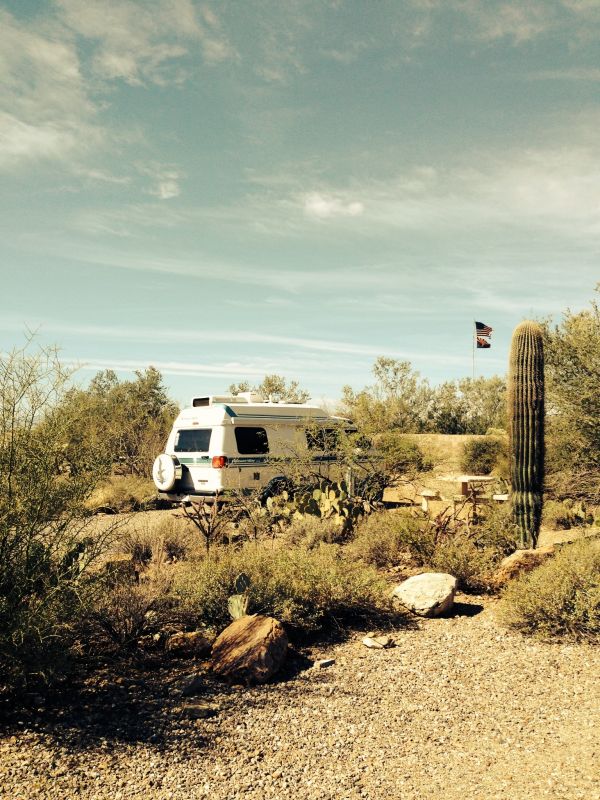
[392,572,457,617]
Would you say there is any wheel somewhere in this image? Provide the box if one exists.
[152,454,182,491]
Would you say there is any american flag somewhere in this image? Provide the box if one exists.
[475,320,493,337]
[476,337,491,349]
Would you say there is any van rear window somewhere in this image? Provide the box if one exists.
[306,428,341,451]
[174,429,212,453]
[235,427,269,455]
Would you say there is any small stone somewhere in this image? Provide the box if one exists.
[362,635,394,649]
[314,658,335,669]
[180,674,205,697]
[362,637,385,649]
[493,545,555,587]
[165,630,212,657]
[181,703,218,720]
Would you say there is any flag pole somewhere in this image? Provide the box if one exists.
[472,320,475,380]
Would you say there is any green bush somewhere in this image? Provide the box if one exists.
[350,505,513,591]
[497,539,600,640]
[460,437,505,475]
[429,537,500,592]
[350,510,429,568]
[542,499,594,530]
[0,342,111,693]
[284,515,344,548]
[173,543,394,635]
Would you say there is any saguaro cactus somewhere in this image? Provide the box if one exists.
[508,320,545,548]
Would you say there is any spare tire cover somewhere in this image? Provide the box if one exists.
[152,454,182,491]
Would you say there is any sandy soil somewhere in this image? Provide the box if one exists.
[1,596,598,800]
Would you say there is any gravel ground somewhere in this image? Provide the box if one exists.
[1,597,599,800]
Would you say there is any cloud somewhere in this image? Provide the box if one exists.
[62,357,272,379]
[530,68,600,81]
[0,317,483,364]
[407,0,600,46]
[303,192,364,220]
[140,164,183,200]
[0,9,101,168]
[0,113,78,167]
[57,0,235,85]
[0,2,235,171]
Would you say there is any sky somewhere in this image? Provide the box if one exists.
[1,0,599,407]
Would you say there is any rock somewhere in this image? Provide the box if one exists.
[180,703,218,720]
[314,658,336,669]
[210,614,288,685]
[392,573,457,617]
[180,674,205,697]
[493,545,555,587]
[165,631,212,657]
[362,635,394,649]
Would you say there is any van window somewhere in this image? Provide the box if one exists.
[174,429,212,453]
[306,428,341,451]
[235,427,269,455]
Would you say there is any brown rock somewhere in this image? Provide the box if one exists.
[211,614,288,685]
[165,631,212,657]
[493,545,555,587]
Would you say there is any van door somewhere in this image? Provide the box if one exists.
[172,426,223,494]
[227,425,272,491]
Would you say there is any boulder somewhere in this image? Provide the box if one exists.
[493,545,555,587]
[392,572,457,617]
[165,631,212,657]
[211,614,288,685]
[362,635,394,649]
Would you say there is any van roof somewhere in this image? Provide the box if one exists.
[176,398,345,427]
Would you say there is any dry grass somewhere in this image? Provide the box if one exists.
[497,538,600,640]
[86,476,157,513]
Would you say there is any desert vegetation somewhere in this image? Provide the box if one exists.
[2,290,600,700]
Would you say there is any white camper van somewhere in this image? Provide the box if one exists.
[152,393,352,502]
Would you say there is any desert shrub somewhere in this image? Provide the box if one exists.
[351,505,513,591]
[173,543,394,635]
[87,476,157,513]
[0,342,112,693]
[542,499,594,530]
[350,511,429,568]
[115,512,202,566]
[87,576,176,650]
[58,366,178,478]
[120,534,153,567]
[470,500,518,554]
[460,437,505,475]
[375,433,432,474]
[429,536,500,592]
[284,515,344,548]
[497,540,600,640]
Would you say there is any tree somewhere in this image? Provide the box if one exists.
[428,381,468,434]
[0,341,110,691]
[542,291,600,496]
[341,358,507,437]
[340,357,433,435]
[60,367,178,476]
[456,376,507,434]
[229,374,310,403]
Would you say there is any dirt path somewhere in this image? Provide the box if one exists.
[1,598,598,800]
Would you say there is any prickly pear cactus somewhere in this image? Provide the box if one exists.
[228,572,251,620]
[508,321,545,548]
